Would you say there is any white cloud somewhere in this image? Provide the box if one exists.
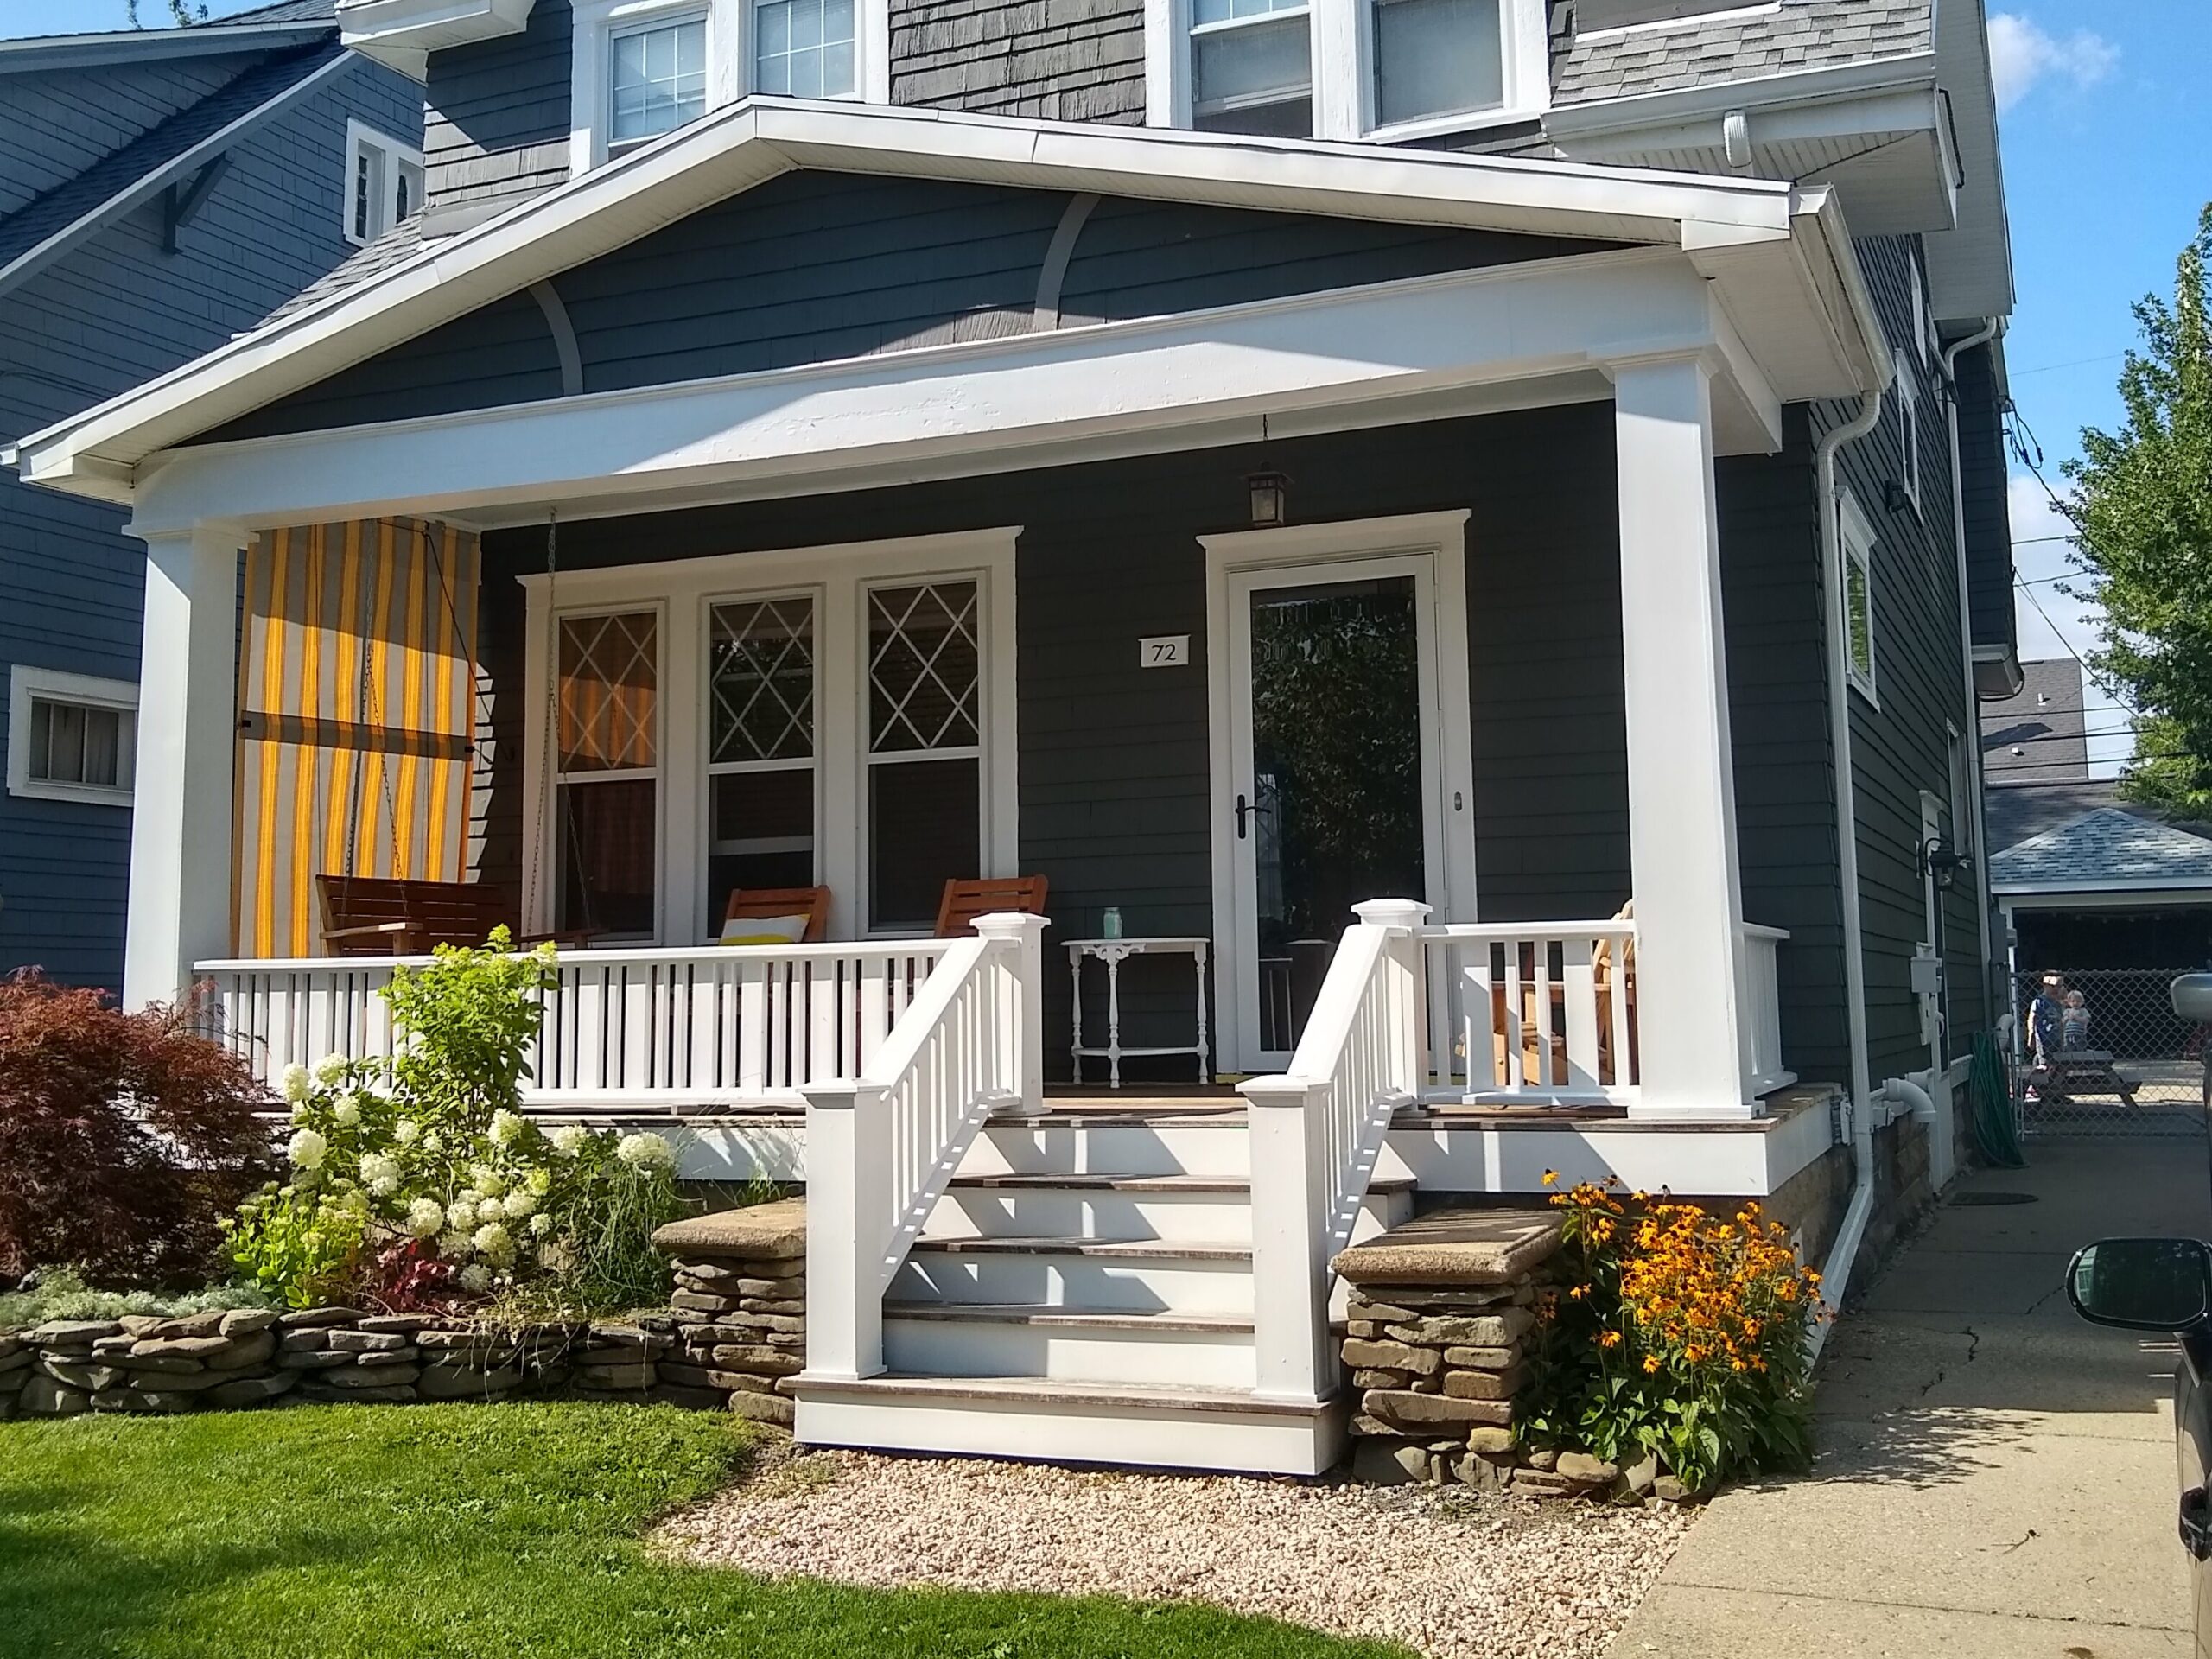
[1988,13,2119,111]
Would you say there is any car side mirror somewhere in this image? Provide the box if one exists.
[2069,1237,2212,1332]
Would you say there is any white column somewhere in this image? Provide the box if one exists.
[124,523,244,1010]
[1612,359,1753,1119]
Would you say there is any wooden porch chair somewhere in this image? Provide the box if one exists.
[1484,903,1637,1090]
[719,886,833,944]
[935,875,1049,938]
[1592,900,1637,1085]
[315,874,594,957]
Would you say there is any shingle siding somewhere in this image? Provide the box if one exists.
[1955,339,2015,657]
[0,56,246,217]
[423,0,571,217]
[0,46,422,988]
[889,0,1147,123]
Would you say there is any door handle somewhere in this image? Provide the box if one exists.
[1235,792,1269,841]
[2181,1486,2212,1560]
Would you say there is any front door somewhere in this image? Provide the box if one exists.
[1209,523,1472,1074]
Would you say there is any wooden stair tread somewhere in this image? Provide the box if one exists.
[910,1236,1251,1262]
[946,1173,1415,1193]
[881,1300,1256,1334]
[791,1371,1337,1418]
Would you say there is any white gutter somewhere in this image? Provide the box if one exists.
[1941,317,2003,1035]
[1808,385,1889,1358]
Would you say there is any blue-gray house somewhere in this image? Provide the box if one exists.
[0,0,418,988]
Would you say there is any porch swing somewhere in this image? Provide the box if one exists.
[318,513,598,957]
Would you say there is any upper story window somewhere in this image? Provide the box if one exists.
[1839,489,1878,704]
[7,665,137,807]
[1894,348,1923,515]
[1151,0,1545,140]
[611,15,709,144]
[574,0,882,172]
[343,120,423,247]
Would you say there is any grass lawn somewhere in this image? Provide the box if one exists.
[0,1402,1407,1659]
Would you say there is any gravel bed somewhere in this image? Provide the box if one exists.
[658,1447,1693,1658]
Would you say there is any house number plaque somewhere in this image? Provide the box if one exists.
[1140,634,1191,668]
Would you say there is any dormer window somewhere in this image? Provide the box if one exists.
[343,120,423,246]
[573,0,882,171]
[611,15,708,145]
[1149,0,1545,140]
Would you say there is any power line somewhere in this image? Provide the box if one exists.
[2010,350,2128,378]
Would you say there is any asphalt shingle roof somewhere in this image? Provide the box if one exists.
[1990,807,2212,893]
[257,212,426,326]
[1554,0,1934,106]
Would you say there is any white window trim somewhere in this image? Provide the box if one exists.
[1146,0,1548,141]
[571,0,888,175]
[342,118,423,248]
[1894,346,1922,516]
[1838,486,1878,706]
[7,664,138,807]
[519,528,1019,945]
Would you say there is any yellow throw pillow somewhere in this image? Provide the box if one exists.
[720,913,810,946]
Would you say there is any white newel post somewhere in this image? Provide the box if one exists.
[124,523,244,1011]
[1241,1073,1332,1402]
[801,1079,890,1380]
[1351,898,1431,1089]
[969,911,1049,1111]
[1611,359,1754,1119]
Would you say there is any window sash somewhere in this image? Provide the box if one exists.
[1370,0,1504,128]
[29,698,129,790]
[610,16,709,145]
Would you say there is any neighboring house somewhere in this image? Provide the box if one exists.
[8,0,2018,1471]
[0,1,420,988]
[1983,658,2090,785]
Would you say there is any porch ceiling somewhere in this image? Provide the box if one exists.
[10,100,1886,513]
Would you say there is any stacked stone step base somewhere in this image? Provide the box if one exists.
[648,1198,807,1427]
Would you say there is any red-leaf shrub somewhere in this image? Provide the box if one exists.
[0,970,276,1288]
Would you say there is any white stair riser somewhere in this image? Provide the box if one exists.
[961,1124,1251,1179]
[795,1394,1345,1477]
[883,1318,1257,1389]
[893,1253,1255,1314]
[926,1188,1255,1243]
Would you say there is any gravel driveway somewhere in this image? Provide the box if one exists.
[658,1447,1692,1658]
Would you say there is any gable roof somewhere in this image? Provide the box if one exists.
[1555,0,1934,105]
[0,10,333,73]
[1991,807,2212,895]
[0,41,352,304]
[8,97,1890,505]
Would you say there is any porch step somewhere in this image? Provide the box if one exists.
[881,1300,1261,1389]
[894,1238,1256,1314]
[960,1119,1255,1179]
[926,1173,1413,1246]
[791,1372,1347,1476]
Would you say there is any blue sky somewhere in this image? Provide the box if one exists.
[3,0,2204,778]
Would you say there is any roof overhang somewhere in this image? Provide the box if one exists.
[6,99,1891,509]
[1547,54,1960,241]
[1995,882,2212,908]
[1923,0,2013,320]
[335,0,534,79]
[1974,641,2026,701]
[0,20,333,73]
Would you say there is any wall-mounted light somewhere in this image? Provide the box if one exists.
[1921,836,1972,892]
[1247,414,1290,528]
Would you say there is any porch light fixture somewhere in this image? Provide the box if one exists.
[1247,415,1290,528]
[1921,836,1971,892]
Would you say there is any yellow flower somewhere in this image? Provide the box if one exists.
[1541,1168,1559,1186]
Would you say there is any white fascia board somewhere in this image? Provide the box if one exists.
[1993,880,2212,905]
[124,249,1732,536]
[337,0,534,77]
[0,51,358,311]
[14,99,1801,502]
[0,22,332,73]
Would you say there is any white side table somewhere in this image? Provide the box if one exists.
[1066,936,1211,1089]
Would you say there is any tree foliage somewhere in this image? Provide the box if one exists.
[2064,203,2212,817]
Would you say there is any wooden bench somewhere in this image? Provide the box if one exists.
[936,875,1050,938]
[315,875,594,957]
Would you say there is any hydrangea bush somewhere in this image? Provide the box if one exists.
[226,931,686,1312]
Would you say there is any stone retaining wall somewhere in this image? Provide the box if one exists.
[0,1199,810,1424]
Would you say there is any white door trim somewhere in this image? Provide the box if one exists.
[1201,509,1476,1072]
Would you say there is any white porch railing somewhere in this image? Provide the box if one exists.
[194,938,958,1114]
[801,912,1047,1380]
[1422,920,1640,1105]
[1239,899,1430,1403]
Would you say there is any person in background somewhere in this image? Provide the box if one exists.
[2061,988,2093,1052]
[2026,972,2066,1096]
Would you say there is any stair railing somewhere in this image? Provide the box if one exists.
[1239,899,1430,1403]
[801,911,1047,1381]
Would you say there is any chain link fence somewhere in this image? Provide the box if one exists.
[2009,969,2212,1138]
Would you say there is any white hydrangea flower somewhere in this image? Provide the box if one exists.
[332,1096,362,1128]
[525,1166,553,1196]
[286,1128,327,1171]
[537,1240,575,1274]
[438,1229,474,1261]
[529,1211,556,1237]
[472,1222,513,1264]
[288,1103,310,1125]
[473,1166,507,1199]
[476,1197,505,1224]
[406,1198,446,1238]
[502,1190,537,1220]
[421,1130,444,1154]
[370,1174,400,1198]
[457,1264,492,1293]
[615,1131,674,1170]
[489,1109,524,1147]
[548,1123,587,1158]
[358,1152,399,1187]
[278,1064,312,1104]
[445,1200,477,1233]
[392,1119,421,1146]
[314,1054,349,1086]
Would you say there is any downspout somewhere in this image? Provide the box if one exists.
[1941,318,2005,1039]
[1808,386,1889,1360]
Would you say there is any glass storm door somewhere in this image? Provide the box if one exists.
[1224,555,1445,1070]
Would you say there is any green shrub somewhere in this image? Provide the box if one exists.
[0,1266,274,1330]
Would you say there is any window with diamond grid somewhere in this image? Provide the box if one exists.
[867,580,982,930]
[709,596,818,912]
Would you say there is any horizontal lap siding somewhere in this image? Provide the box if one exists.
[0,54,422,989]
[423,0,572,215]
[476,406,1631,1079]
[890,0,1147,123]
[1955,340,2015,655]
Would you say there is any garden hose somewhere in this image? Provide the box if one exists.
[1970,1029,2025,1168]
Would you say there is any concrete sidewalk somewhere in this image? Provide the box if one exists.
[1611,1135,2206,1657]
